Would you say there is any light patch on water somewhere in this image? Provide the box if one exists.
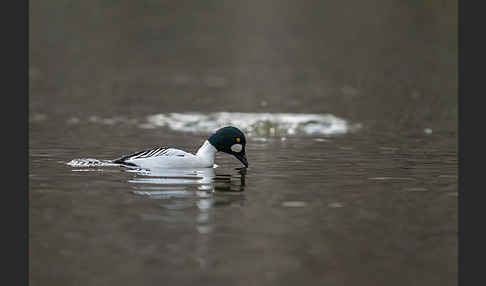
[87,115,138,125]
[368,177,417,181]
[424,128,433,134]
[282,201,307,208]
[132,189,191,199]
[197,199,213,210]
[64,112,360,136]
[143,112,361,136]
[252,137,268,142]
[198,185,214,191]
[328,202,344,208]
[196,225,213,234]
[438,175,457,179]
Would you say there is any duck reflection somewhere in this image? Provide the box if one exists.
[127,167,246,197]
[126,167,246,269]
[213,167,246,193]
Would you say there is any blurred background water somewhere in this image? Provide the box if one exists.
[29,1,457,285]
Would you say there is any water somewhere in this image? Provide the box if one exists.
[29,113,456,286]
[142,112,360,136]
[30,1,456,285]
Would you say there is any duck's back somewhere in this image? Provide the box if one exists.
[112,146,209,169]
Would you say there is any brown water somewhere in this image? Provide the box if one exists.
[30,1,457,285]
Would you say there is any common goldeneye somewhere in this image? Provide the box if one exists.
[111,126,248,169]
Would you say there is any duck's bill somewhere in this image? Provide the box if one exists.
[234,153,248,167]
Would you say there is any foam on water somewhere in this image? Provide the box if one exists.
[142,112,360,136]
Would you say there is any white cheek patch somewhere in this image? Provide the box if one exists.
[231,144,243,153]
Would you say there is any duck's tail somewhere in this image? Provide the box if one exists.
[66,158,120,167]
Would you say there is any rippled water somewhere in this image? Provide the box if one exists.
[30,1,456,284]
[29,112,457,286]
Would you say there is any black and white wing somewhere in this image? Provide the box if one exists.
[112,147,188,165]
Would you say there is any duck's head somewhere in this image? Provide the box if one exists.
[208,126,248,167]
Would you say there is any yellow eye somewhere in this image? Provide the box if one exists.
[236,137,241,143]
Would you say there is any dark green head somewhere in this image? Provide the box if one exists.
[208,126,248,167]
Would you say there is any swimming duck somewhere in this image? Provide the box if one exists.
[112,126,248,169]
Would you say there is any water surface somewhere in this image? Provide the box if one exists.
[29,114,456,286]
[30,1,457,284]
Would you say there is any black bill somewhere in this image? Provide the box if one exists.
[234,153,248,167]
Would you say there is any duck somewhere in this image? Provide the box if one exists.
[111,126,248,169]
